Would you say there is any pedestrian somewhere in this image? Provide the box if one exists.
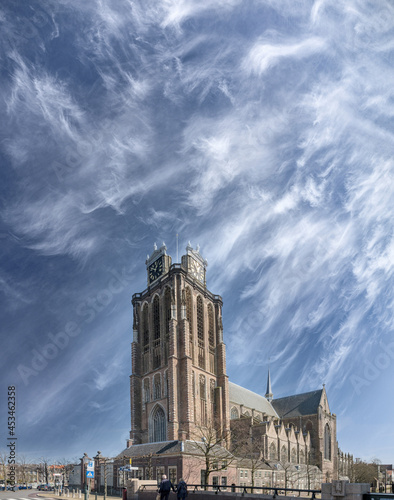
[176,479,187,500]
[158,474,175,500]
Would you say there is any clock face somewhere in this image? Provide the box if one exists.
[190,259,204,282]
[149,257,163,282]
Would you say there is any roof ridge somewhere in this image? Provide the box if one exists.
[272,388,322,401]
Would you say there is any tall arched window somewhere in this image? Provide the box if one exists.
[324,424,331,460]
[153,296,161,369]
[186,288,193,361]
[208,304,215,373]
[192,371,196,422]
[305,420,313,438]
[142,305,149,373]
[199,375,207,426]
[197,296,205,369]
[299,449,305,464]
[281,445,287,463]
[164,288,171,364]
[208,304,214,346]
[164,288,171,333]
[230,407,239,420]
[163,371,168,397]
[154,374,161,400]
[143,378,150,403]
[153,296,160,340]
[291,448,297,463]
[269,442,276,460]
[150,405,166,443]
[210,379,215,422]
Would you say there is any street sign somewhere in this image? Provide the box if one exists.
[87,461,94,471]
[86,471,94,478]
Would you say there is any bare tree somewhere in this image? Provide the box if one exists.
[56,458,76,488]
[0,451,8,484]
[38,457,50,484]
[301,452,321,490]
[191,425,235,487]
[275,460,296,489]
[17,455,31,485]
[231,429,268,489]
[353,458,381,489]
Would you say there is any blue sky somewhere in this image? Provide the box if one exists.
[0,0,393,465]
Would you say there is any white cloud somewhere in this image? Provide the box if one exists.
[244,36,326,75]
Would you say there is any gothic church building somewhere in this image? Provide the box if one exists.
[125,243,339,483]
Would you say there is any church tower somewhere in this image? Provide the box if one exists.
[129,243,230,445]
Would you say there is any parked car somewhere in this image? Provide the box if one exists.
[37,484,52,490]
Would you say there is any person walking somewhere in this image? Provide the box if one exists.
[176,479,188,500]
[158,474,175,500]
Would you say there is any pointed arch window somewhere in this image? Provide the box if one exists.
[208,304,216,373]
[165,288,171,333]
[153,296,161,369]
[153,296,160,340]
[142,305,149,373]
[199,374,207,426]
[291,448,297,463]
[210,379,215,423]
[154,374,161,400]
[281,445,287,463]
[208,304,214,347]
[230,407,239,420]
[143,378,150,403]
[197,296,205,369]
[164,288,171,364]
[324,424,331,460]
[186,288,193,361]
[163,371,168,397]
[269,442,276,460]
[192,371,196,422]
[150,405,166,443]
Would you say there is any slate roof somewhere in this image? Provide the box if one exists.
[271,389,323,418]
[117,440,181,459]
[117,440,233,459]
[228,382,279,418]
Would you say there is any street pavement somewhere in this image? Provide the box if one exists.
[0,491,120,500]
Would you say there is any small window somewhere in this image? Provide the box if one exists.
[168,467,177,484]
[157,466,165,480]
[221,477,227,490]
[230,407,239,420]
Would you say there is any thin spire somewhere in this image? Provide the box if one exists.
[265,364,273,402]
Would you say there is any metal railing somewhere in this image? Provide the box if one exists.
[364,494,394,500]
[140,483,321,498]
